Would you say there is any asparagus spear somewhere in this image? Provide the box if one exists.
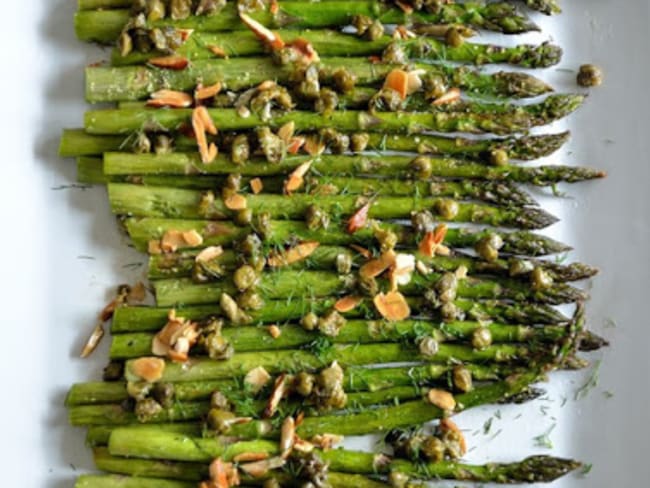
[103,152,603,186]
[111,296,568,333]
[86,95,584,135]
[85,57,552,102]
[148,245,595,283]
[108,183,557,229]
[75,1,538,44]
[92,446,581,484]
[112,29,560,68]
[109,320,569,359]
[60,128,570,161]
[525,0,562,15]
[125,218,572,256]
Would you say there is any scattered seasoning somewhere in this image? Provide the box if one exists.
[575,360,602,401]
[581,463,593,475]
[483,417,493,435]
[533,424,556,449]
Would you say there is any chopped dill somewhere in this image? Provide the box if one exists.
[575,360,601,401]
[533,424,556,449]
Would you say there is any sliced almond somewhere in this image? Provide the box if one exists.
[373,290,410,321]
[263,374,288,418]
[268,325,282,339]
[390,253,416,289]
[250,178,264,195]
[280,416,295,458]
[239,13,284,50]
[80,323,105,358]
[384,69,410,100]
[208,458,230,488]
[244,366,271,394]
[283,160,312,194]
[395,0,414,13]
[334,295,363,313]
[233,452,270,463]
[149,55,189,70]
[195,106,218,135]
[183,229,204,247]
[311,433,344,450]
[439,418,467,455]
[346,202,371,234]
[267,241,320,267]
[455,264,468,280]
[349,244,372,259]
[208,45,229,58]
[177,28,194,41]
[293,437,315,453]
[148,240,162,254]
[277,121,295,144]
[238,457,285,478]
[303,135,325,156]
[419,223,449,257]
[147,89,193,108]
[427,388,456,411]
[224,193,247,210]
[287,136,306,154]
[195,82,223,100]
[192,108,210,163]
[131,357,165,382]
[359,250,396,280]
[161,229,202,253]
[432,87,461,106]
[196,246,224,263]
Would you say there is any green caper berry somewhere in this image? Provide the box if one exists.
[118,31,134,57]
[435,198,460,220]
[294,372,315,397]
[531,266,553,290]
[418,336,439,358]
[170,0,192,20]
[103,361,124,381]
[441,428,464,460]
[350,133,370,153]
[452,365,473,393]
[149,28,168,51]
[231,134,250,165]
[319,362,344,390]
[475,236,499,262]
[336,253,353,274]
[233,265,257,291]
[436,272,458,303]
[445,27,464,48]
[318,310,346,337]
[411,210,435,233]
[352,14,373,36]
[332,68,357,93]
[301,312,319,331]
[488,149,509,166]
[577,64,603,87]
[237,290,265,311]
[134,398,163,422]
[154,134,173,155]
[440,301,458,322]
[329,133,350,154]
[424,74,447,100]
[225,173,242,191]
[410,156,432,180]
[388,471,410,488]
[366,19,385,41]
[471,326,493,350]
[205,333,233,359]
[210,390,231,410]
[147,0,166,20]
[207,408,235,433]
[234,208,253,227]
[254,212,272,238]
[238,233,262,257]
[126,381,152,401]
[305,205,330,231]
[247,253,266,273]
[315,88,339,114]
[382,42,408,64]
[420,435,446,463]
[152,383,175,408]
[196,0,226,16]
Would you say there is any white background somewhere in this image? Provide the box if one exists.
[1,0,649,486]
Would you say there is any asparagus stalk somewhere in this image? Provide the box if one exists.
[75,1,538,44]
[86,95,584,135]
[148,245,594,283]
[111,29,559,68]
[109,320,569,359]
[103,152,603,187]
[108,183,558,229]
[111,296,568,333]
[79,157,538,207]
[125,218,572,256]
[525,0,562,15]
[85,57,552,102]
[92,446,581,484]
[60,128,570,161]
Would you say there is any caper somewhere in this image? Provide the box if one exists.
[336,253,353,274]
[445,27,464,48]
[154,134,173,154]
[488,148,509,166]
[236,290,263,311]
[410,156,432,180]
[134,398,163,422]
[204,332,234,360]
[350,133,370,152]
[103,361,124,381]
[508,258,534,277]
[434,198,459,220]
[253,212,272,238]
[247,253,266,273]
[452,365,473,393]
[297,65,321,99]
[231,134,250,164]
[374,226,398,253]
[315,88,339,114]
[329,133,350,154]
[257,127,286,163]
[207,408,235,433]
[418,336,439,358]
[388,471,410,488]
[196,0,226,16]
[358,274,378,296]
[234,208,253,227]
[305,204,330,231]
[331,68,357,93]
[238,233,262,257]
[163,27,184,51]
[577,64,603,87]
[440,301,459,322]
[366,19,385,41]
[118,31,134,57]
[210,390,231,410]
[152,382,175,408]
[471,326,493,350]
[133,31,153,53]
[382,42,408,64]
[530,266,553,290]
[475,233,503,262]
[126,381,152,401]
[133,132,151,154]
[318,310,347,337]
[149,27,168,51]
[233,265,258,291]
[301,312,319,331]
[170,0,192,20]
[225,173,242,191]
[435,272,458,303]
[294,372,315,397]
[420,435,446,463]
[369,88,403,112]
[411,210,435,233]
[423,73,447,100]
[352,14,373,36]
[441,428,464,460]
[318,362,344,392]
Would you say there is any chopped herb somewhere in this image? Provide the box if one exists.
[603,317,617,328]
[581,463,593,475]
[489,428,502,441]
[540,405,549,416]
[603,390,614,399]
[575,360,601,401]
[77,255,96,260]
[494,409,501,420]
[122,262,143,269]
[51,184,92,191]
[533,424,556,449]
[483,417,493,435]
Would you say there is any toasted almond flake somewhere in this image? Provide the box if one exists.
[263,374,288,418]
[288,38,320,64]
[250,178,264,195]
[131,357,166,382]
[195,82,223,100]
[233,452,270,463]
[205,143,218,164]
[350,244,372,259]
[195,106,218,135]
[277,121,295,143]
[244,366,271,394]
[293,438,315,453]
[393,25,416,40]
[283,160,312,194]
[373,290,410,321]
[161,229,200,253]
[432,87,461,106]
[224,193,247,210]
[395,0,414,13]
[147,89,193,108]
[192,108,210,163]
[177,29,194,41]
[268,241,320,267]
[334,295,363,313]
[436,244,451,256]
[346,202,371,234]
[148,240,162,254]
[196,246,224,263]
[419,224,448,257]
[280,417,295,458]
[80,323,105,358]
[149,55,189,70]
[359,250,396,279]
[239,457,285,478]
[384,69,410,100]
[455,265,468,280]
[416,260,431,276]
[287,136,306,154]
[239,13,284,50]
[268,325,282,339]
[303,136,325,156]
[311,433,343,450]
[183,229,204,247]
[269,0,279,14]
[440,418,467,455]
[208,45,229,58]
[208,458,230,488]
[257,80,277,92]
[427,388,456,411]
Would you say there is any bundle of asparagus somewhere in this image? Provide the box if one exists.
[61,1,601,487]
